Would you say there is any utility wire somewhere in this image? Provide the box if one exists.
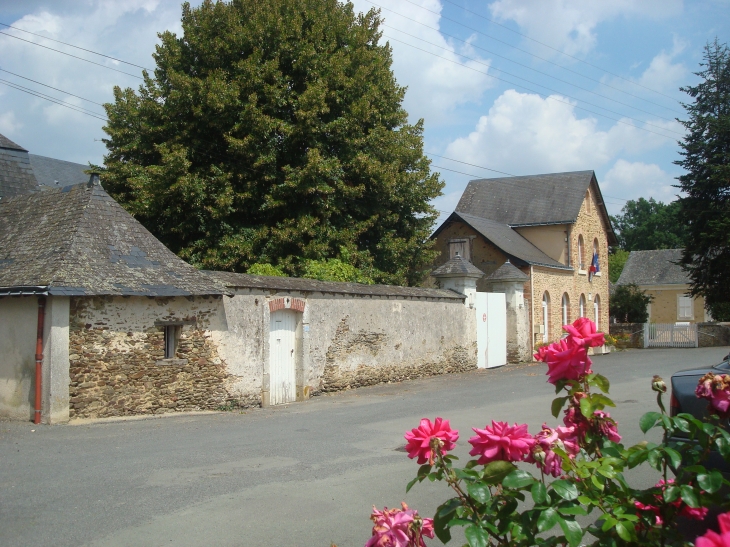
[0,22,153,71]
[0,80,108,120]
[383,34,681,141]
[383,22,680,121]
[0,31,143,79]
[366,0,682,109]
[439,0,682,102]
[0,68,106,106]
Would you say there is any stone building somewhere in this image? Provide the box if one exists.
[616,249,710,323]
[431,171,617,352]
[0,133,478,423]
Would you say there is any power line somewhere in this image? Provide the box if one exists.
[0,68,106,106]
[0,80,108,120]
[0,31,143,79]
[382,22,681,121]
[0,22,153,71]
[438,0,682,102]
[383,34,682,141]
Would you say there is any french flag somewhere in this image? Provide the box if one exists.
[589,252,599,281]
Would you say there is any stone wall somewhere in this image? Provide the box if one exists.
[67,295,253,420]
[609,323,644,348]
[698,323,730,347]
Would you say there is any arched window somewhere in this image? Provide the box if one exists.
[585,190,591,213]
[542,292,550,343]
[579,294,586,318]
[594,295,601,329]
[578,235,585,270]
[562,293,570,326]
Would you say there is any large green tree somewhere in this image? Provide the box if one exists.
[676,39,730,318]
[100,0,443,286]
[609,197,687,251]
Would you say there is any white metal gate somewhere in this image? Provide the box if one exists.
[476,292,507,368]
[269,310,297,404]
[643,323,698,348]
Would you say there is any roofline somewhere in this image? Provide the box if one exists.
[0,286,49,296]
[434,212,573,270]
[510,220,573,228]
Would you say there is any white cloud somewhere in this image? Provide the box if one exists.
[488,0,682,57]
[602,160,679,209]
[635,36,689,94]
[352,0,493,122]
[443,89,676,175]
[0,111,22,136]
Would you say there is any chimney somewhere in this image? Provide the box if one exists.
[87,173,101,188]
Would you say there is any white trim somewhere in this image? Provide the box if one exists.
[578,270,587,276]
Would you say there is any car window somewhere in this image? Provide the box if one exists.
[713,361,730,371]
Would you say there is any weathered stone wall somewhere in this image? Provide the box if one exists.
[67,295,254,420]
[698,323,730,347]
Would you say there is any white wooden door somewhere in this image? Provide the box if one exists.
[269,310,297,404]
[475,292,507,369]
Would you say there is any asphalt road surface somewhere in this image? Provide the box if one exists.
[2,346,728,547]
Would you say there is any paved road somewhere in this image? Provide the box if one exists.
[2,347,728,547]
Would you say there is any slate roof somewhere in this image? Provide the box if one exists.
[616,249,689,286]
[0,134,39,199]
[431,255,485,277]
[435,212,570,270]
[0,180,226,296]
[29,154,88,188]
[485,261,529,282]
[457,171,596,225]
[206,271,465,300]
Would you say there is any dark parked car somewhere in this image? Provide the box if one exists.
[669,353,730,472]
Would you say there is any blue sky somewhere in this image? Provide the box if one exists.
[0,0,728,222]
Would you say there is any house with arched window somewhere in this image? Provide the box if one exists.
[430,171,617,352]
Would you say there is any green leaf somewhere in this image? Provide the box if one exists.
[593,373,610,393]
[405,476,419,493]
[680,485,700,508]
[698,471,724,494]
[465,525,489,547]
[596,465,617,479]
[551,396,569,418]
[503,469,535,489]
[664,447,682,470]
[552,479,579,500]
[454,468,479,481]
[558,517,584,547]
[558,505,589,516]
[433,498,461,543]
[417,464,431,477]
[616,521,634,542]
[593,394,616,408]
[664,484,680,503]
[537,508,559,532]
[482,460,516,484]
[639,411,662,433]
[580,397,593,418]
[578,495,593,505]
[627,448,649,468]
[531,482,547,504]
[591,473,604,491]
[466,482,491,504]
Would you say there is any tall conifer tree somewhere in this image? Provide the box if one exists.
[101,0,443,285]
[676,39,730,318]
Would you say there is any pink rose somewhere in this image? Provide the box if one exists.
[564,318,605,348]
[697,512,730,547]
[366,503,433,547]
[534,345,550,362]
[592,410,621,443]
[528,423,581,477]
[543,338,592,385]
[635,479,707,529]
[468,421,535,465]
[404,417,459,465]
[696,373,730,417]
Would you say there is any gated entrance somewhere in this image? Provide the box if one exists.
[643,323,698,348]
[475,292,507,368]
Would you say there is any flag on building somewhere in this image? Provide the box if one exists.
[589,252,600,282]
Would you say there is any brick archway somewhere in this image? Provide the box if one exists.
[268,297,306,313]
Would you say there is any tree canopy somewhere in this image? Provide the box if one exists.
[675,39,730,318]
[609,198,687,252]
[100,0,443,286]
[610,284,652,323]
[607,249,629,283]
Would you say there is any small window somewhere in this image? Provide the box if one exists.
[678,295,694,320]
[579,294,586,318]
[577,235,585,270]
[164,325,179,358]
[585,190,591,213]
[561,293,570,326]
[542,292,550,343]
[594,295,601,329]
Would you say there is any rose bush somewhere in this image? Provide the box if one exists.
[363,318,730,547]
